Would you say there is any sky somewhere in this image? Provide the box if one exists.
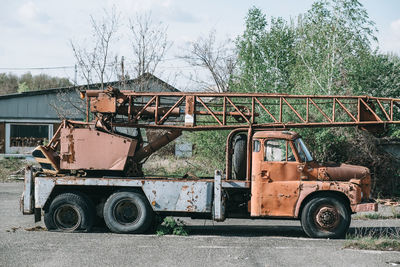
[0,0,399,89]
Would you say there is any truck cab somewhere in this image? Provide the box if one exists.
[247,130,376,237]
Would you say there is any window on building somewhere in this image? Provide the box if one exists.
[10,124,49,147]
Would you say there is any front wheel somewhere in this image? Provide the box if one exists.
[103,191,153,234]
[301,195,350,239]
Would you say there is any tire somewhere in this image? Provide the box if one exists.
[232,134,247,180]
[301,195,351,239]
[44,192,95,232]
[103,191,154,234]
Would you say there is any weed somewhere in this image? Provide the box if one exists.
[353,207,400,220]
[0,158,27,182]
[345,227,400,251]
[345,237,400,251]
[156,217,188,236]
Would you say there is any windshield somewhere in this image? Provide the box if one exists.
[293,138,313,162]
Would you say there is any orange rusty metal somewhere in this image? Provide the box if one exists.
[90,92,116,113]
[250,138,301,217]
[250,133,372,218]
[185,95,195,127]
[353,202,378,212]
[59,127,137,171]
[134,130,182,162]
[83,88,400,133]
[35,87,390,221]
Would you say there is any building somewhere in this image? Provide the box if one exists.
[0,73,180,155]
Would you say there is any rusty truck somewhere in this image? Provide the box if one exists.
[21,87,400,238]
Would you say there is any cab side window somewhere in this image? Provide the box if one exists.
[253,140,260,152]
[264,139,295,162]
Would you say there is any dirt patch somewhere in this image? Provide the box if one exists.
[25,226,47,232]
[6,227,21,233]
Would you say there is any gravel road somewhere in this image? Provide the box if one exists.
[1,182,399,267]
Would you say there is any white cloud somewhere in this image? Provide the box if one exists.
[18,1,39,21]
[14,1,54,36]
[390,18,400,37]
[379,18,400,54]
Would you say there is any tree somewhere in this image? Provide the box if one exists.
[182,30,237,92]
[292,0,377,95]
[71,7,120,89]
[348,51,400,98]
[232,2,400,196]
[0,73,19,94]
[0,72,72,95]
[236,7,296,93]
[128,12,171,80]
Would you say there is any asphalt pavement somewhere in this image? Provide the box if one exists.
[1,182,399,267]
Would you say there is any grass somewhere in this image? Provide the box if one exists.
[155,217,189,236]
[353,207,400,220]
[143,155,219,178]
[0,158,28,182]
[345,227,400,252]
[354,213,400,220]
[345,237,400,251]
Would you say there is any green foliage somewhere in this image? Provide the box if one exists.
[17,82,29,93]
[345,225,400,251]
[142,155,217,177]
[297,128,348,163]
[0,72,72,95]
[0,73,19,94]
[235,7,295,93]
[233,1,400,196]
[188,130,229,171]
[292,0,376,95]
[348,52,400,98]
[156,217,188,236]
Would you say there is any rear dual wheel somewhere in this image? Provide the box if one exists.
[103,191,154,234]
[44,192,95,232]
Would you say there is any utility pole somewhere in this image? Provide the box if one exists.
[121,56,125,90]
[74,64,77,86]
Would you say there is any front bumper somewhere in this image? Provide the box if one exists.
[352,202,378,213]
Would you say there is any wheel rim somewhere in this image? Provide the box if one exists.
[314,205,340,230]
[54,204,81,231]
[113,198,141,225]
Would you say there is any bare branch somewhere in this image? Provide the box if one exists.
[128,12,172,79]
[71,7,120,89]
[182,30,237,92]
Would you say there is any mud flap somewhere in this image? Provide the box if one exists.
[213,170,225,221]
[34,208,41,222]
[22,166,34,215]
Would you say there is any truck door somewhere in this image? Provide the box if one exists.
[251,138,301,217]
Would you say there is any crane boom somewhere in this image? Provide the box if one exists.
[84,87,400,134]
